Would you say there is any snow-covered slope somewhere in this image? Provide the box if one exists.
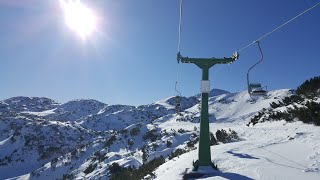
[154,121,320,180]
[1,97,58,113]
[208,89,291,121]
[0,109,98,178]
[47,99,107,122]
[196,88,230,98]
[1,89,319,179]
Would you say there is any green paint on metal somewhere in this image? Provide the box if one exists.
[177,52,238,170]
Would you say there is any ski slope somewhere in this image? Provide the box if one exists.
[154,121,320,180]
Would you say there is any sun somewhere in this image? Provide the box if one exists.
[59,0,97,40]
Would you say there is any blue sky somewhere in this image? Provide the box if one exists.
[0,0,319,106]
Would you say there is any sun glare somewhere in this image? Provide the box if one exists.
[59,0,97,40]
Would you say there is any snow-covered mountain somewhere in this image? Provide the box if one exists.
[1,89,319,179]
[0,97,59,114]
[196,88,230,98]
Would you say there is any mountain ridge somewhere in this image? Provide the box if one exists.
[1,88,306,179]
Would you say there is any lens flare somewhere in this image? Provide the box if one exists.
[59,0,97,40]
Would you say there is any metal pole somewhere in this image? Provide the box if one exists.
[198,66,211,166]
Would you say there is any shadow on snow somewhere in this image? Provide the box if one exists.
[183,171,253,180]
[226,150,260,159]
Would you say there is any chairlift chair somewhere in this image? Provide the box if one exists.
[248,83,267,96]
[247,41,268,97]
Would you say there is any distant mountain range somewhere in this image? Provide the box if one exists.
[0,88,295,179]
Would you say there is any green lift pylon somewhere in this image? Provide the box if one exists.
[177,52,239,170]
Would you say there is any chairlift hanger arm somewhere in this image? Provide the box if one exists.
[175,81,181,97]
[247,41,263,87]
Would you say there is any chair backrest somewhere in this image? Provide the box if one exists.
[249,83,262,92]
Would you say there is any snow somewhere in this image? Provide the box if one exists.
[154,121,320,180]
[196,89,231,98]
[0,135,12,146]
[1,89,320,179]
[21,109,56,117]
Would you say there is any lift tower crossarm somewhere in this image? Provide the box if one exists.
[177,52,238,67]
